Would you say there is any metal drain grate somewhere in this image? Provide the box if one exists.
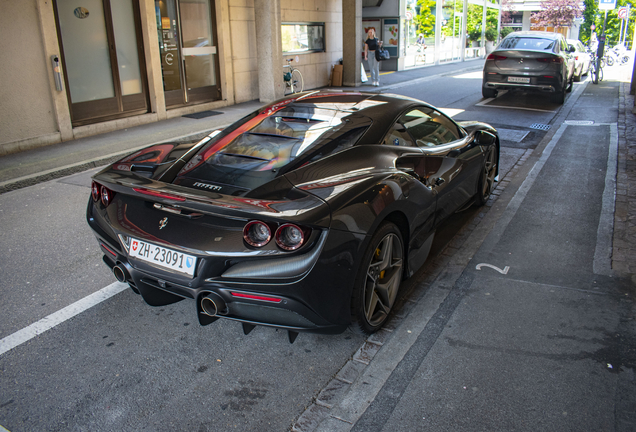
[530,123,551,131]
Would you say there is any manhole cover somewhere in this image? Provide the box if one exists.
[530,123,550,131]
[564,120,595,125]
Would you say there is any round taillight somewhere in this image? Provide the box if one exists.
[243,221,271,247]
[275,224,304,251]
[101,185,113,207]
[91,181,100,201]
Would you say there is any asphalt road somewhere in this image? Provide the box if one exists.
[0,70,582,431]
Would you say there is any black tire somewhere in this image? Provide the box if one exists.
[475,145,498,206]
[606,56,614,67]
[482,86,497,99]
[573,66,582,82]
[566,76,573,93]
[350,222,404,335]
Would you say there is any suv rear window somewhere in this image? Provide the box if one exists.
[500,37,555,50]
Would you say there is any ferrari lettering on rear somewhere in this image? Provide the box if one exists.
[193,182,222,191]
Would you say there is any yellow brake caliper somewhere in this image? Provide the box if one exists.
[375,247,385,279]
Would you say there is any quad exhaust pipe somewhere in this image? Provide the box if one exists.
[201,293,227,316]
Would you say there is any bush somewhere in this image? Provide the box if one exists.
[468,29,482,41]
[500,27,515,39]
[485,28,497,42]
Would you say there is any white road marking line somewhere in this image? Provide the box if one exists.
[0,282,128,356]
[476,263,510,274]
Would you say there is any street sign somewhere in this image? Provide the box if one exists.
[406,11,413,20]
[618,6,628,19]
[598,0,616,11]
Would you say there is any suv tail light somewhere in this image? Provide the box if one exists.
[537,57,564,63]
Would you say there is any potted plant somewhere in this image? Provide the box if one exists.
[485,28,497,53]
[468,29,482,47]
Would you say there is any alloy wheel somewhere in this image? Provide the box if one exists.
[363,232,403,328]
[479,146,498,204]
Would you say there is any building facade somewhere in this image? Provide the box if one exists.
[1,0,350,155]
[10,0,574,155]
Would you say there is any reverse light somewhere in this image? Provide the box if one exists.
[275,224,305,251]
[243,221,272,247]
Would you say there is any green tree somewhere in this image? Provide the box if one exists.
[602,0,636,46]
[579,0,597,44]
[414,0,437,38]
[582,0,635,47]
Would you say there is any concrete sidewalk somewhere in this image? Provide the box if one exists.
[292,68,636,431]
[0,59,483,194]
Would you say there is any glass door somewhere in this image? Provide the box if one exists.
[156,0,221,107]
[55,0,148,125]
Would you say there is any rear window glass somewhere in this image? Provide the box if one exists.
[500,37,555,50]
[177,106,371,191]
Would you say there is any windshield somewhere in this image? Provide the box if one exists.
[500,37,555,50]
[176,105,371,192]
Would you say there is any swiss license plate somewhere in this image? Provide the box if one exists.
[508,76,530,83]
[129,237,197,277]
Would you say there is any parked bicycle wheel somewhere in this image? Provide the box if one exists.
[285,69,304,95]
[591,64,599,84]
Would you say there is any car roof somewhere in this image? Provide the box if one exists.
[269,91,433,144]
[504,31,563,40]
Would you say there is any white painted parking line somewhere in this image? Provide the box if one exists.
[0,282,128,356]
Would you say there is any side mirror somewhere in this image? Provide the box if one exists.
[568,45,576,53]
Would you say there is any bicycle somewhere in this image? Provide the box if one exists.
[590,52,603,84]
[283,58,304,95]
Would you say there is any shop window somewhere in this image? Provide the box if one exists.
[282,23,325,53]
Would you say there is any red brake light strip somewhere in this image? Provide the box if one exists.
[231,292,282,303]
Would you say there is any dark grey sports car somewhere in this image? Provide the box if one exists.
[87,91,499,341]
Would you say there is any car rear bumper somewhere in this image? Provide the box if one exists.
[483,81,557,93]
[88,201,363,334]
